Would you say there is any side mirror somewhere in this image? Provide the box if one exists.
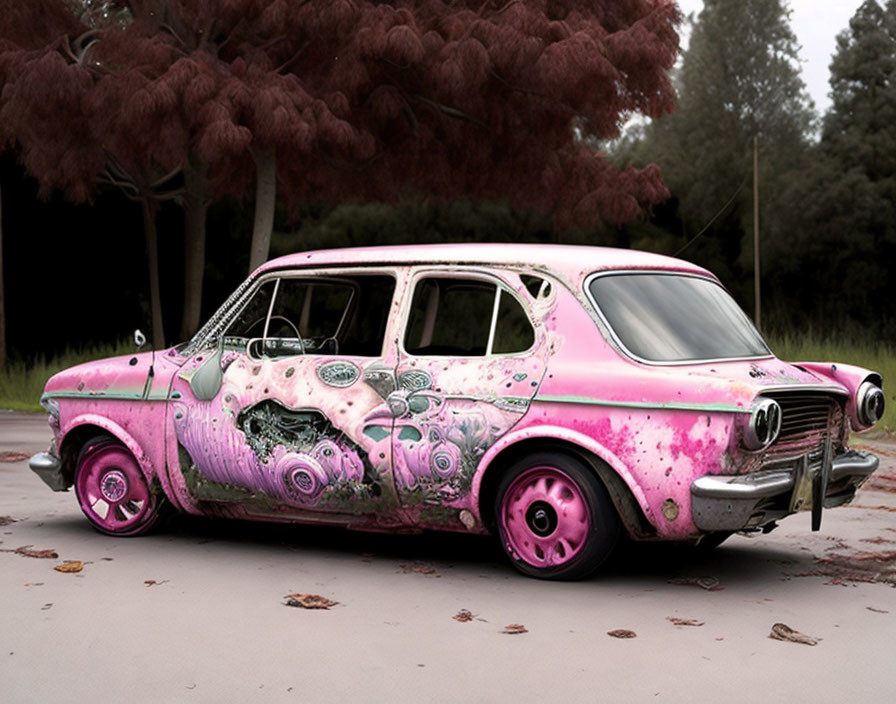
[189,339,224,401]
[134,329,147,350]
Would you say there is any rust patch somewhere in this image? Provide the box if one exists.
[661,499,680,521]
[769,623,819,646]
[284,593,338,609]
[607,629,637,639]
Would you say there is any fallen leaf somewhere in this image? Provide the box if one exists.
[399,563,439,576]
[0,452,31,463]
[54,561,83,573]
[41,604,52,611]
[0,516,17,526]
[453,609,474,622]
[769,623,819,646]
[607,629,637,639]
[866,606,889,614]
[667,576,724,591]
[859,537,896,545]
[14,546,58,559]
[144,580,169,587]
[502,624,528,635]
[667,617,705,627]
[284,593,338,610]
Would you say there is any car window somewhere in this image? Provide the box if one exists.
[587,273,770,362]
[404,276,534,356]
[225,274,395,357]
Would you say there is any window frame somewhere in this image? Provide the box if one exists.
[399,269,537,359]
[204,267,399,359]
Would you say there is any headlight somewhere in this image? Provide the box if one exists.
[857,381,885,427]
[744,397,782,450]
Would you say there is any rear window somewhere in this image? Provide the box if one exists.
[587,273,770,363]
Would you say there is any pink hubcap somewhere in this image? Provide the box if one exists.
[501,467,590,568]
[76,445,152,533]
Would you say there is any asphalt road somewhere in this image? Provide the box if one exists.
[2,411,895,703]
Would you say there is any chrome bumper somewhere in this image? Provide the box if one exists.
[29,452,68,492]
[691,450,878,532]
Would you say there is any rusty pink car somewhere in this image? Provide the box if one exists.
[30,244,884,579]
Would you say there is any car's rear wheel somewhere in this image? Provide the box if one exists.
[495,453,620,580]
[74,439,162,536]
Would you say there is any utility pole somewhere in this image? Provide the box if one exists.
[753,134,761,330]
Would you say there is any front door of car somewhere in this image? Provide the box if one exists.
[169,270,403,522]
[389,270,552,526]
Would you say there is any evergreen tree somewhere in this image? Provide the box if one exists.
[624,0,814,310]
[770,0,896,334]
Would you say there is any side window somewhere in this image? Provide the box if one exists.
[224,275,395,357]
[404,276,534,356]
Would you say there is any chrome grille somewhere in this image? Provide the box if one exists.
[762,392,843,462]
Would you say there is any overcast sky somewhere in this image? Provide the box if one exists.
[675,0,866,114]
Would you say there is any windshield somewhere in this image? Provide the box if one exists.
[587,273,770,363]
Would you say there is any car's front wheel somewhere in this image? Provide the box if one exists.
[495,453,620,580]
[74,439,163,536]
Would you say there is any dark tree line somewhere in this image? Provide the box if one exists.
[617,0,896,339]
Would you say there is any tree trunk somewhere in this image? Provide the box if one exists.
[0,181,6,374]
[179,161,208,341]
[141,198,165,349]
[248,148,276,273]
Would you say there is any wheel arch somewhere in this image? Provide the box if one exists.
[58,414,156,488]
[474,428,657,540]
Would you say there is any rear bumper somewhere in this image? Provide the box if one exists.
[690,450,878,532]
[29,452,68,492]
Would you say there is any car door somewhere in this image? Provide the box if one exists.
[169,268,404,523]
[389,268,553,527]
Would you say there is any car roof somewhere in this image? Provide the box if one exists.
[259,243,713,282]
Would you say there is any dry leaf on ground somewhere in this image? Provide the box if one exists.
[502,624,528,635]
[453,609,474,622]
[284,593,338,610]
[866,606,889,614]
[769,623,820,646]
[144,580,169,587]
[14,546,58,559]
[54,561,83,573]
[0,452,31,463]
[399,563,440,576]
[667,576,724,591]
[667,617,705,627]
[0,516,17,526]
[607,629,637,639]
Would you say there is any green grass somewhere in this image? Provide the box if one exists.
[2,334,893,434]
[0,340,131,413]
[767,332,895,435]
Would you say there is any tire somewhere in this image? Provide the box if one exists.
[74,438,163,537]
[494,452,620,580]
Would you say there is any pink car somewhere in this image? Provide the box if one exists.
[30,244,884,579]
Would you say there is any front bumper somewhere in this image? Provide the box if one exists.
[29,452,68,492]
[691,449,878,532]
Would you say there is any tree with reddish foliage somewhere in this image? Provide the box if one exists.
[1,0,680,347]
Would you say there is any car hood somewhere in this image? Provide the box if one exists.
[44,351,178,402]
